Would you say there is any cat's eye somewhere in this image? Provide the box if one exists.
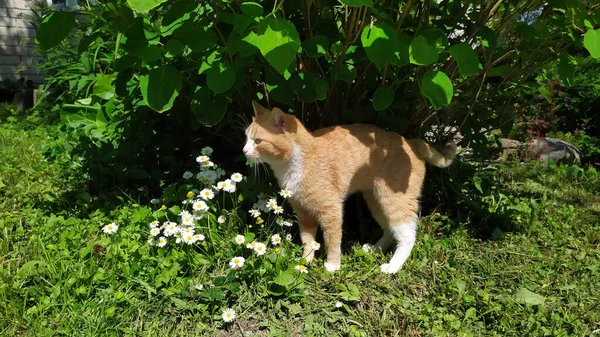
[254,138,263,145]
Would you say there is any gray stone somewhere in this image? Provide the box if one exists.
[497,138,582,164]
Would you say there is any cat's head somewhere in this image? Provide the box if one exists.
[243,100,296,163]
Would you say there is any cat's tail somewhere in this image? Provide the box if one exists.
[411,140,458,168]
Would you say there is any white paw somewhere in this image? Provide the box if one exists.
[380,263,401,274]
[324,262,341,273]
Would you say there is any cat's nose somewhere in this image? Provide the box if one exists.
[242,146,250,155]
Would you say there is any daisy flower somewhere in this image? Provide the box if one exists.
[183,171,193,179]
[276,217,285,226]
[229,256,245,270]
[194,284,204,291]
[181,214,195,227]
[150,227,161,236]
[192,200,209,212]
[224,182,236,193]
[311,241,321,251]
[279,189,293,198]
[201,146,213,155]
[150,220,159,228]
[271,234,282,245]
[186,191,195,199]
[217,215,226,224]
[282,219,293,227]
[295,265,308,273]
[230,172,243,183]
[254,242,267,256]
[256,199,269,212]
[164,222,179,236]
[200,161,214,170]
[180,227,194,236]
[234,235,246,245]
[256,217,264,225]
[215,180,231,191]
[246,241,257,250]
[102,223,118,234]
[248,209,261,218]
[222,308,236,322]
[274,247,280,254]
[193,234,205,242]
[335,301,343,308]
[182,233,195,245]
[266,199,277,210]
[193,210,205,220]
[157,237,167,247]
[199,188,215,200]
[197,170,217,184]
[160,205,167,210]
[196,155,210,163]
[273,205,284,214]
[286,234,292,241]
[150,198,161,204]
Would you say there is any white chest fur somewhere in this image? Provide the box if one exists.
[268,144,304,194]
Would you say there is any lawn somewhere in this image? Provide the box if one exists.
[1,107,599,336]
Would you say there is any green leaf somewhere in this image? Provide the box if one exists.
[166,39,185,56]
[266,68,295,106]
[337,283,360,301]
[516,23,541,41]
[241,2,263,17]
[35,12,76,50]
[410,36,438,66]
[333,63,357,82]
[291,72,329,103]
[273,270,296,287]
[17,261,43,279]
[361,22,399,69]
[303,35,329,58]
[538,86,552,103]
[420,70,453,109]
[558,54,575,86]
[252,16,301,77]
[139,65,182,112]
[206,62,236,94]
[583,29,600,58]
[338,0,373,7]
[127,0,168,13]
[183,27,217,53]
[476,26,497,49]
[449,43,480,77]
[93,73,118,100]
[204,288,224,301]
[391,33,412,66]
[191,86,227,126]
[372,85,395,111]
[514,288,546,305]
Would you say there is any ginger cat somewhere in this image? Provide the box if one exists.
[243,101,457,274]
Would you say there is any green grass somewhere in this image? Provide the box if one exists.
[1,109,600,336]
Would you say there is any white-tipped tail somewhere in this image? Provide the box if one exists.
[412,140,457,168]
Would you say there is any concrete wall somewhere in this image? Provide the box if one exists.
[0,0,43,83]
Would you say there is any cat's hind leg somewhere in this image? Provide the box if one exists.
[363,191,394,252]
[372,186,419,274]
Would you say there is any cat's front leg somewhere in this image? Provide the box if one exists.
[295,207,318,262]
[319,207,343,272]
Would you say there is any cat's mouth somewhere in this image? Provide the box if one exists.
[245,154,264,164]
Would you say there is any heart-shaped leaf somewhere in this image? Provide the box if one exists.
[584,29,600,59]
[372,85,395,111]
[251,16,301,77]
[420,70,453,109]
[410,36,438,66]
[191,86,227,126]
[449,43,480,77]
[206,62,236,94]
[35,12,76,50]
[139,65,182,112]
[361,22,399,69]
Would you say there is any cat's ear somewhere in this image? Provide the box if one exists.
[252,100,268,117]
[271,108,286,133]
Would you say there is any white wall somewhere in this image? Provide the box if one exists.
[0,0,42,83]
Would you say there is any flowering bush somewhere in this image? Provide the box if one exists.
[99,146,310,323]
